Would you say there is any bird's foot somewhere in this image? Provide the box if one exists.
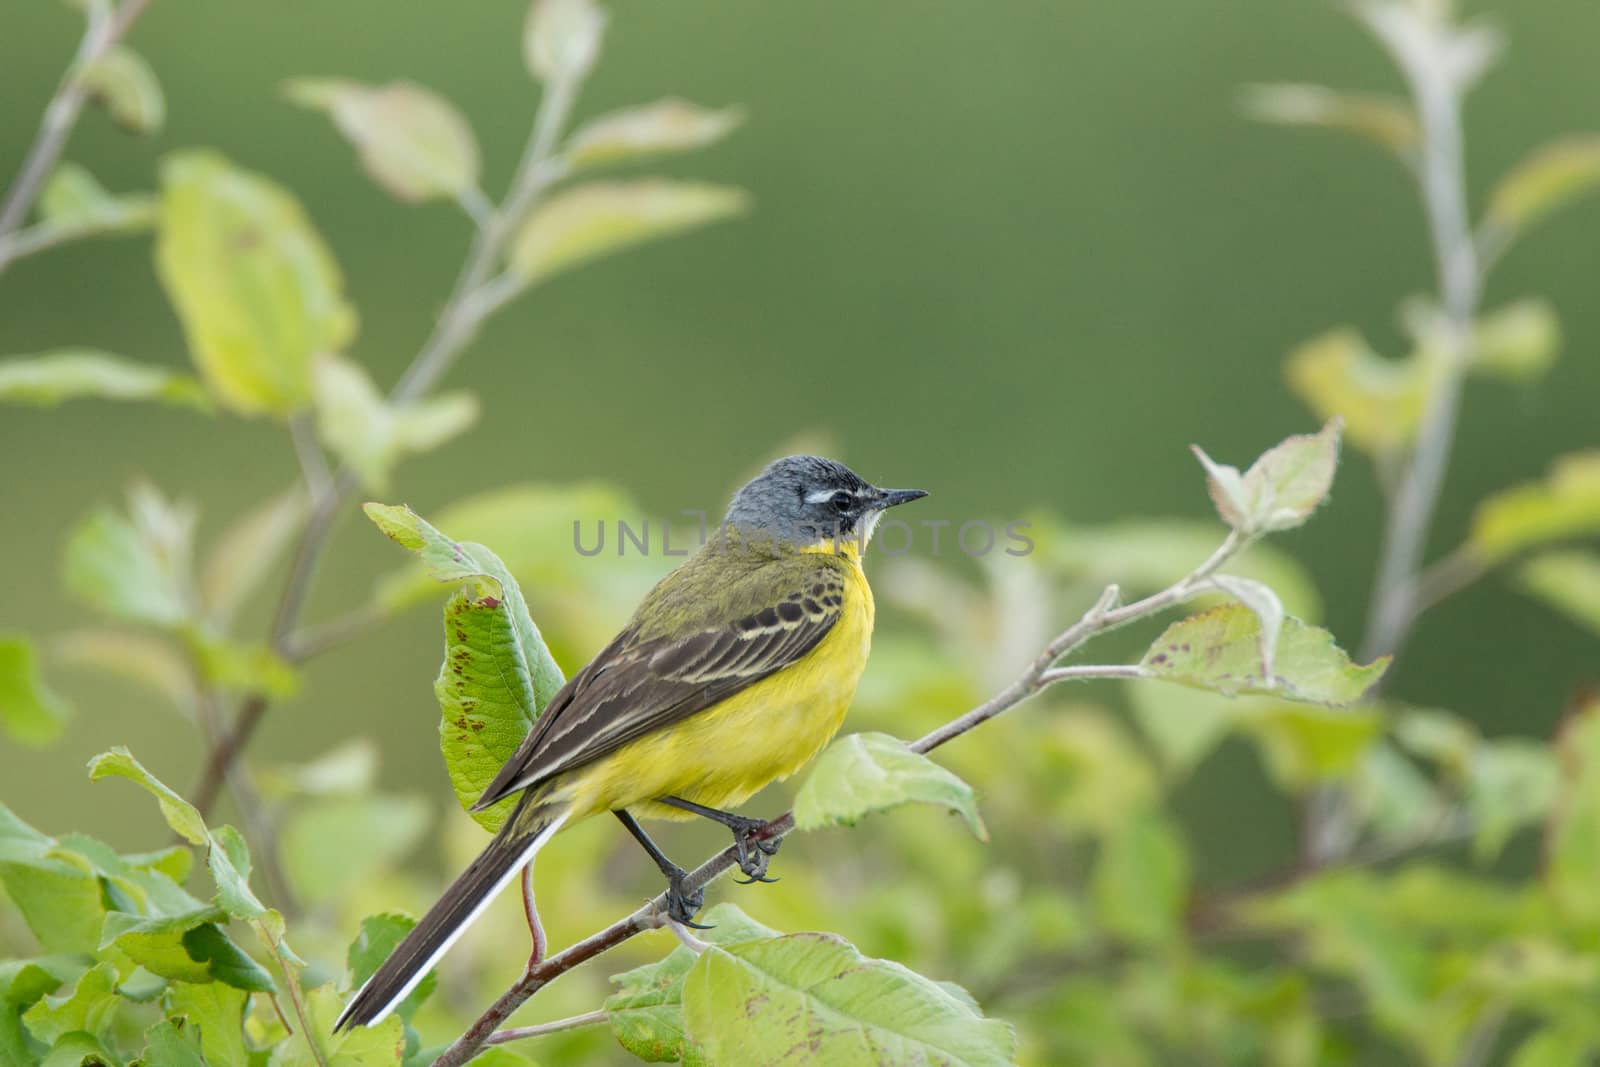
[664,865,711,929]
[729,817,782,884]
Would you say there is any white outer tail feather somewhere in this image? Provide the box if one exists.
[336,810,569,1030]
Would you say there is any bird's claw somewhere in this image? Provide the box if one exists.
[664,866,711,928]
[731,820,782,883]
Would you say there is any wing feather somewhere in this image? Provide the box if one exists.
[472,559,848,810]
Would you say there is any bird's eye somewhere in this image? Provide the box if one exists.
[829,490,853,513]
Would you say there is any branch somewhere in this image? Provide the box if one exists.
[429,533,1249,1067]
[189,70,584,817]
[486,1009,607,1048]
[1309,9,1487,866]
[0,0,154,267]
[1358,14,1484,670]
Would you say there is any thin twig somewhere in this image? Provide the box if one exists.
[190,72,582,817]
[0,0,154,262]
[486,1009,608,1047]
[429,533,1251,1067]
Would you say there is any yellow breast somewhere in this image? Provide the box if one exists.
[568,556,874,821]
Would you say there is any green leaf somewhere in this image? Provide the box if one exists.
[0,349,205,409]
[1241,703,1386,789]
[260,739,378,798]
[508,179,748,285]
[364,503,564,831]
[180,924,276,993]
[0,635,71,745]
[0,810,106,954]
[155,150,358,417]
[606,903,779,1064]
[793,732,986,840]
[81,45,164,133]
[207,824,268,923]
[1466,739,1558,863]
[39,1031,118,1067]
[166,981,249,1067]
[1091,810,1188,947]
[1208,575,1284,678]
[21,963,120,1047]
[1469,451,1600,563]
[1485,135,1600,238]
[1511,1025,1600,1067]
[284,79,480,203]
[1285,329,1430,456]
[38,163,156,233]
[266,983,403,1067]
[200,487,309,627]
[369,481,661,622]
[1140,604,1387,706]
[1519,550,1600,637]
[280,794,429,902]
[134,1018,208,1067]
[680,931,1014,1067]
[98,906,227,983]
[1472,299,1561,383]
[186,633,299,699]
[1126,681,1238,777]
[1546,698,1600,926]
[88,747,208,845]
[347,914,434,1023]
[1191,419,1342,534]
[523,0,606,83]
[313,356,477,490]
[567,99,744,170]
[62,484,196,627]
[1238,83,1416,155]
[52,629,196,714]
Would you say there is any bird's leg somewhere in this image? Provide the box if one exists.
[659,795,782,884]
[614,810,711,929]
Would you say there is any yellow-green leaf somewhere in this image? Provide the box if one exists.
[312,356,477,490]
[681,932,1013,1067]
[524,0,606,84]
[509,179,747,284]
[1286,329,1430,455]
[0,636,71,746]
[1191,419,1342,535]
[364,504,563,831]
[1519,550,1600,637]
[567,99,744,170]
[1141,604,1386,706]
[81,45,164,133]
[1547,698,1600,926]
[1485,135,1600,237]
[794,732,986,840]
[1238,83,1416,155]
[62,485,196,628]
[285,79,480,203]
[38,163,156,232]
[1471,299,1561,383]
[87,747,207,845]
[199,487,309,627]
[0,349,205,409]
[1469,452,1600,563]
[155,150,357,416]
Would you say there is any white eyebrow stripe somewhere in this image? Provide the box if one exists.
[805,488,839,503]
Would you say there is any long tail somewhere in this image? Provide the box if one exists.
[335,802,569,1031]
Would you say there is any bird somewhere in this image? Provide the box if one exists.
[336,455,927,1030]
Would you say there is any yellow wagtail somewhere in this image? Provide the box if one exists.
[338,455,926,1029]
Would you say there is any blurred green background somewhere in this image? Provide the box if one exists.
[3,0,1598,1020]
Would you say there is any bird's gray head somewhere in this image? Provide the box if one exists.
[722,455,927,552]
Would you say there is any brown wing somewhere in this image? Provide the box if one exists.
[472,562,847,810]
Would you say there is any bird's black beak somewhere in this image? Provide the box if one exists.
[874,488,928,510]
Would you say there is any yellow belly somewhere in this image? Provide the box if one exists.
[561,559,874,821]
